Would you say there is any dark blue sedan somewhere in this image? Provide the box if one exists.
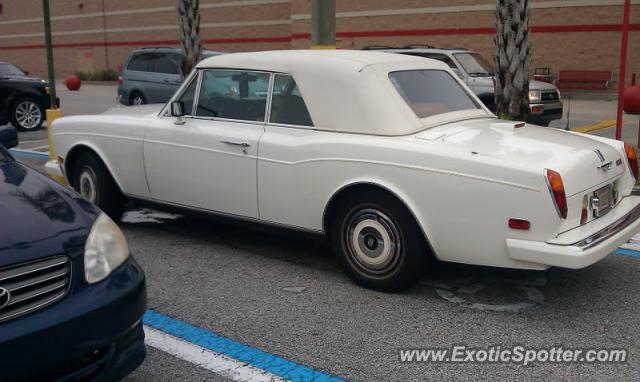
[0,132,146,381]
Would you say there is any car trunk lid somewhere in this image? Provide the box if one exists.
[416,118,625,197]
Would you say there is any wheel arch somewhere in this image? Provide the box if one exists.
[64,143,125,194]
[322,181,438,259]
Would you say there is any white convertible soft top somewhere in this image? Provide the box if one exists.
[197,50,491,136]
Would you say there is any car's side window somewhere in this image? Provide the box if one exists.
[195,70,270,122]
[269,74,313,127]
[127,53,155,72]
[154,53,181,75]
[176,75,199,116]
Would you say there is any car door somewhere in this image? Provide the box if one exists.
[143,69,269,218]
[124,52,156,102]
[150,53,183,102]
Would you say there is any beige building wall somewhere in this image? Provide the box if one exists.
[0,0,638,88]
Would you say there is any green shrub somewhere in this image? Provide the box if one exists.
[73,69,119,82]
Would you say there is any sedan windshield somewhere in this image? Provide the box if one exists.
[453,52,495,77]
[389,70,481,119]
[0,63,26,76]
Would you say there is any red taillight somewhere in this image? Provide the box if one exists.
[508,218,530,230]
[580,195,588,225]
[624,143,639,181]
[545,169,568,219]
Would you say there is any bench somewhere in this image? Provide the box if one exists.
[555,70,613,92]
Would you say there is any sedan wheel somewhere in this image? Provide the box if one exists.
[330,190,431,292]
[12,99,43,131]
[345,208,402,275]
[73,152,125,220]
[78,166,98,203]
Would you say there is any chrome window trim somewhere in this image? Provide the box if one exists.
[195,68,272,124]
[266,73,315,129]
[159,69,200,117]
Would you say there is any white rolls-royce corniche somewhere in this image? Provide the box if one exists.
[46,50,640,291]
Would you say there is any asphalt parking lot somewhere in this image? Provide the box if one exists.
[6,85,640,381]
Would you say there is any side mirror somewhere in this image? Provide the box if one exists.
[0,126,19,149]
[170,101,185,117]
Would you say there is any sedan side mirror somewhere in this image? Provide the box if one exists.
[0,126,19,149]
[170,101,185,117]
[170,101,186,125]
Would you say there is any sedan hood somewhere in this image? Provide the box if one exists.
[0,160,98,265]
[416,118,625,196]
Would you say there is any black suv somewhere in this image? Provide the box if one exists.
[0,62,56,131]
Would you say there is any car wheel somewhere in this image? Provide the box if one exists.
[330,190,430,292]
[11,98,44,131]
[72,152,125,220]
[130,92,146,106]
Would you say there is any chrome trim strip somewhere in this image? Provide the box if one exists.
[0,258,67,282]
[570,203,640,249]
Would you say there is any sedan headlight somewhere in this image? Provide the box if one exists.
[84,213,129,284]
[528,90,541,103]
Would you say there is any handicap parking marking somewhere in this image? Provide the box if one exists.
[9,148,50,160]
[143,310,344,382]
[614,248,640,258]
[144,326,287,382]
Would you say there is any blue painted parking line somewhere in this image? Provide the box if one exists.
[614,248,640,258]
[9,148,50,160]
[143,310,344,382]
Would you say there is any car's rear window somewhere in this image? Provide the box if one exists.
[389,70,481,119]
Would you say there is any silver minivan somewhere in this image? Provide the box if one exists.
[117,47,222,106]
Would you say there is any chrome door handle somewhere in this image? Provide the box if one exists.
[220,140,250,147]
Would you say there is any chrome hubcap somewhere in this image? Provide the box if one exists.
[345,208,401,274]
[78,168,97,203]
[132,96,144,105]
[15,100,42,129]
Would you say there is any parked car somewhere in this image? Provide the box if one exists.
[0,130,146,380]
[117,47,223,106]
[0,61,57,131]
[366,46,563,126]
[0,125,18,149]
[47,50,640,292]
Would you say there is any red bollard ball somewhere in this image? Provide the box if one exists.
[65,75,81,91]
[623,85,640,115]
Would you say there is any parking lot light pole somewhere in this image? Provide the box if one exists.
[42,0,66,184]
[311,0,335,49]
[42,0,57,108]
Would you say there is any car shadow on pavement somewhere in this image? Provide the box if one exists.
[120,206,632,314]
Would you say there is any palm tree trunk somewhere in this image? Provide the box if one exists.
[176,0,202,76]
[494,0,532,121]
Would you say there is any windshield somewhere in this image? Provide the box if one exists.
[453,52,495,77]
[0,63,26,76]
[389,70,482,119]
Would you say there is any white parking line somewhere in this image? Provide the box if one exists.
[144,326,287,382]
